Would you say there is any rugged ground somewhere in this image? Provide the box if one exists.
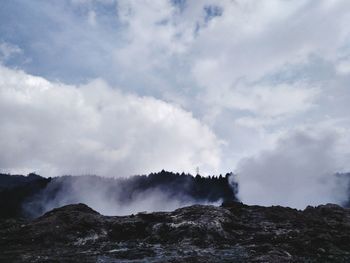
[0,202,350,262]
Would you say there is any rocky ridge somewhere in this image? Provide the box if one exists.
[1,202,350,262]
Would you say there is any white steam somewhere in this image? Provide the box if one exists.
[24,176,221,216]
[236,129,349,209]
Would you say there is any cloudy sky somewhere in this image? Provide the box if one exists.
[1,0,350,206]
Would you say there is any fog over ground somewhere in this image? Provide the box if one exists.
[17,172,234,217]
[1,0,350,208]
[25,176,202,216]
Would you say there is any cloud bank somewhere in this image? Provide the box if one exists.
[0,65,220,176]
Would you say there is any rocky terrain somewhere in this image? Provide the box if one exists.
[1,202,350,262]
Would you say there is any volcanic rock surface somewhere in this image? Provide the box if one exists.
[1,202,350,262]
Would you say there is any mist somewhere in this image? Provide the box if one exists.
[22,172,236,217]
[24,177,195,216]
[236,129,350,209]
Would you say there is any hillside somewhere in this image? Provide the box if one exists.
[1,202,350,262]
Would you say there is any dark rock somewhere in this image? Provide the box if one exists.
[1,203,350,262]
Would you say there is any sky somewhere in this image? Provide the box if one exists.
[1,0,350,207]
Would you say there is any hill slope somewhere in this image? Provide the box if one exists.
[1,202,350,262]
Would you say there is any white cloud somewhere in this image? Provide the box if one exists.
[336,59,350,75]
[199,82,319,118]
[191,0,350,81]
[0,42,22,62]
[0,65,221,177]
[87,10,97,26]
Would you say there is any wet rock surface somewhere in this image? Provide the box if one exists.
[1,202,350,262]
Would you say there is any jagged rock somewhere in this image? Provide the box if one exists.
[1,202,350,262]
